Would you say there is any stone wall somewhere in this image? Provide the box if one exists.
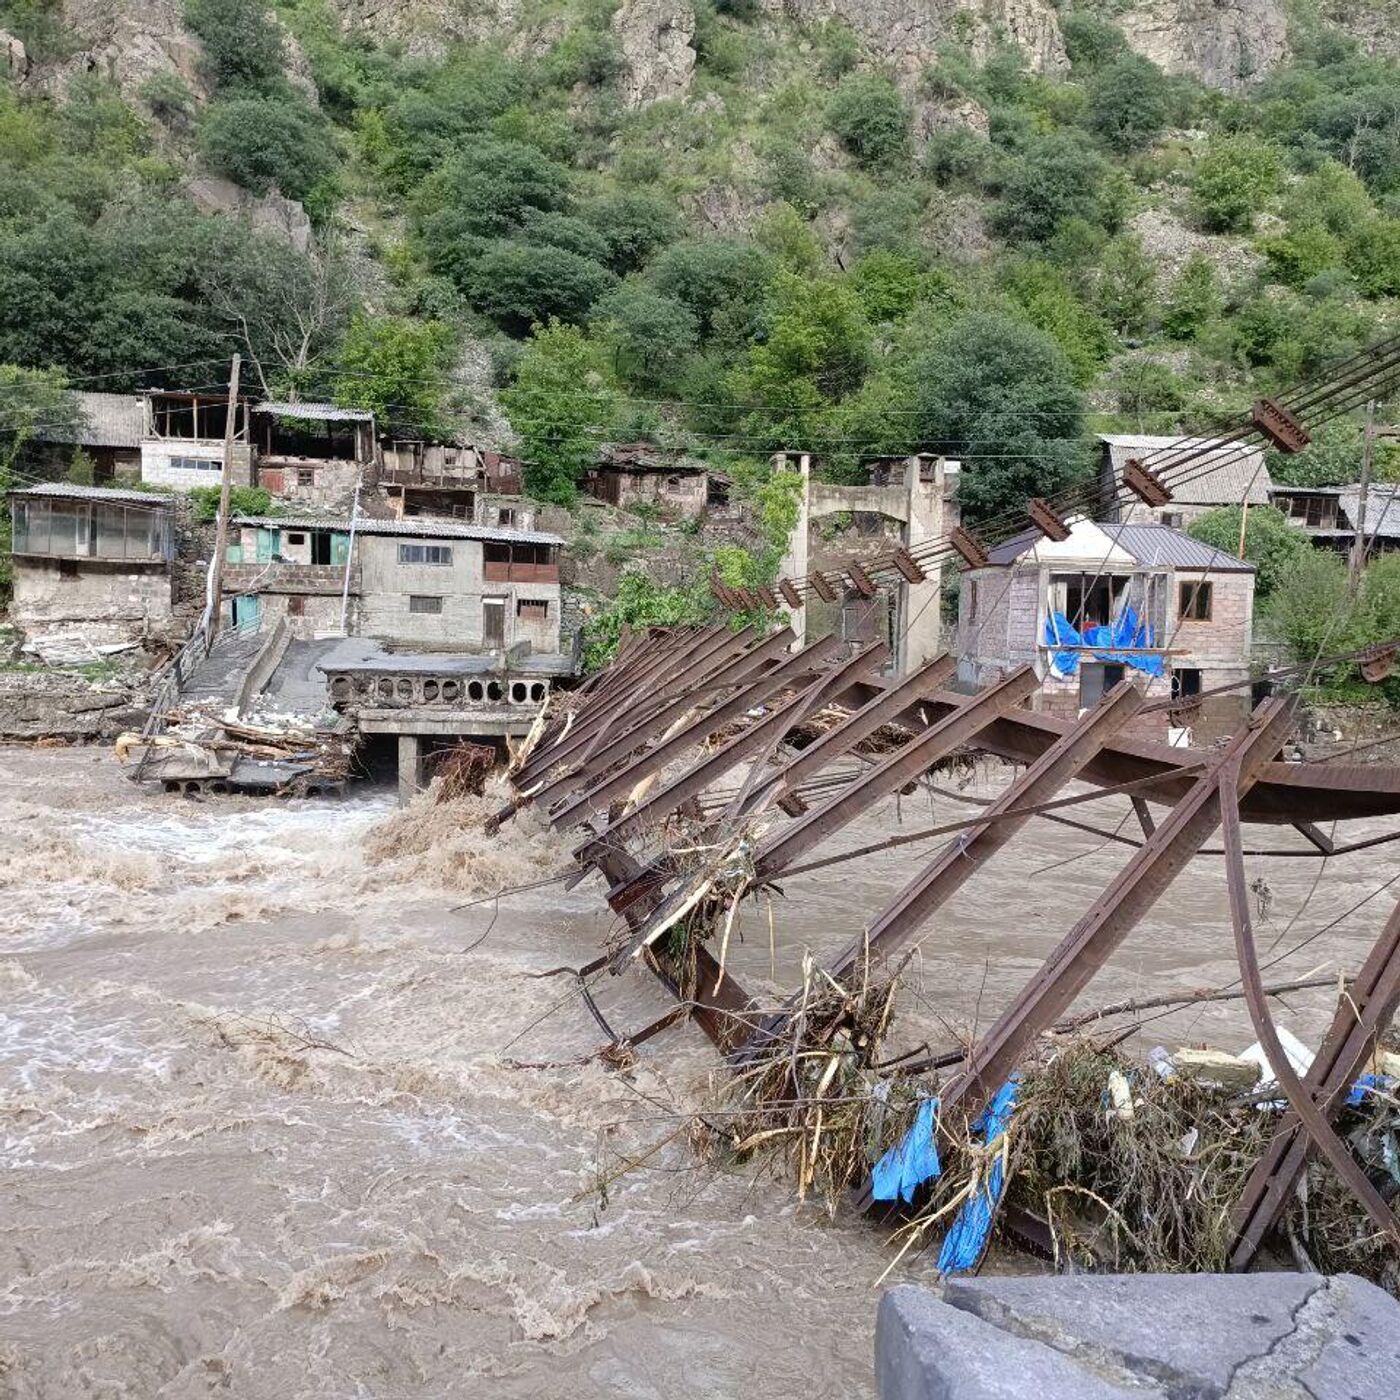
[0,670,149,741]
[11,559,175,642]
[141,441,253,490]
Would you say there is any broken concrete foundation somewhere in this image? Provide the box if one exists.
[876,1273,1400,1399]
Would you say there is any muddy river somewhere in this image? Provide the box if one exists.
[1,746,1395,1397]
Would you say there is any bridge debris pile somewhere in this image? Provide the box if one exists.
[482,624,1400,1286]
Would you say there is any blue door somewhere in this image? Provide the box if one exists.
[232,594,261,631]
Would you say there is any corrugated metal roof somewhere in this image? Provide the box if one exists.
[985,517,1254,571]
[1101,434,1273,506]
[253,401,375,423]
[233,514,565,546]
[1337,484,1400,539]
[10,481,174,506]
[1103,522,1255,571]
[35,392,144,449]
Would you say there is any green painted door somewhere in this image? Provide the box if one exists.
[256,528,278,562]
[232,594,261,630]
[330,532,351,566]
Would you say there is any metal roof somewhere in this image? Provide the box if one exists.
[35,392,144,449]
[1100,434,1273,506]
[10,481,174,506]
[232,514,564,547]
[253,401,375,423]
[986,517,1254,572]
[1103,522,1255,572]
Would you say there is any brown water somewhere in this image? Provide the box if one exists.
[1,747,1395,1397]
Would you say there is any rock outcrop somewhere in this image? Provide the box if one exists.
[1117,0,1289,90]
[612,0,696,109]
[760,0,1068,81]
[184,175,314,253]
[52,0,207,102]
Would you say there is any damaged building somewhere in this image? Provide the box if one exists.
[252,401,377,510]
[583,444,710,519]
[1098,434,1273,528]
[8,482,178,648]
[956,516,1256,741]
[222,514,564,653]
[140,389,254,491]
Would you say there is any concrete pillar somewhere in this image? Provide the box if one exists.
[899,454,947,674]
[773,451,811,648]
[397,733,425,806]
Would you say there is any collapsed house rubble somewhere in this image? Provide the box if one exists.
[478,622,1400,1289]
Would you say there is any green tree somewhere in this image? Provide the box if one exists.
[647,237,772,343]
[1186,504,1310,597]
[994,133,1114,244]
[332,312,456,434]
[1263,547,1354,671]
[1095,235,1157,336]
[1162,254,1222,340]
[590,283,699,393]
[184,0,285,91]
[500,320,619,504]
[413,140,571,244]
[197,96,336,201]
[1060,13,1128,74]
[850,250,926,323]
[1191,134,1281,233]
[581,568,710,671]
[825,72,909,169]
[728,271,871,451]
[998,259,1113,384]
[909,313,1086,524]
[579,190,683,272]
[461,242,616,333]
[1085,54,1171,152]
[0,365,76,602]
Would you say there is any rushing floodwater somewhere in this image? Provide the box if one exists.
[2,745,1396,1397]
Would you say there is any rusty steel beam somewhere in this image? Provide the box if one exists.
[549,633,846,829]
[828,680,1400,823]
[949,526,989,570]
[1253,397,1311,453]
[575,642,891,864]
[833,680,1145,980]
[891,548,926,584]
[1217,758,1400,1253]
[752,666,1042,884]
[777,578,802,609]
[1228,897,1400,1270]
[937,697,1299,1127]
[1028,498,1071,542]
[736,653,957,819]
[848,562,878,598]
[538,627,804,809]
[1122,458,1173,508]
[809,571,838,602]
[517,626,749,788]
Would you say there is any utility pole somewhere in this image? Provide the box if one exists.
[1348,399,1377,598]
[208,354,242,638]
[340,481,361,635]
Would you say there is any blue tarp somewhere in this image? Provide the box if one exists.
[1347,1072,1394,1107]
[1044,604,1165,680]
[937,1077,1020,1276]
[872,1098,942,1204]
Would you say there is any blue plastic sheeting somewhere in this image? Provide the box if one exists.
[1044,605,1165,679]
[937,1077,1021,1276]
[1347,1072,1395,1107]
[872,1098,942,1204]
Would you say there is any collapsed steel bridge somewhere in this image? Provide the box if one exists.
[494,623,1400,1268]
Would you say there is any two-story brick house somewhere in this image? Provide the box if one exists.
[956,516,1256,742]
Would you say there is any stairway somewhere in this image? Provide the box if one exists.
[178,627,266,707]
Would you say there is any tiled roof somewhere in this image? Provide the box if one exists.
[1101,434,1273,506]
[35,392,144,449]
[10,481,174,506]
[233,514,565,547]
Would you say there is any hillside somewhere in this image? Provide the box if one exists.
[3,0,1400,646]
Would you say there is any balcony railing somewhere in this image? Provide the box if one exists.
[482,561,559,584]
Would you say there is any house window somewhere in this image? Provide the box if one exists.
[497,507,516,528]
[1171,666,1202,700]
[287,533,306,546]
[57,557,80,579]
[1178,580,1213,621]
[297,468,315,487]
[409,595,444,614]
[1161,510,1184,528]
[287,596,306,617]
[517,598,549,619]
[170,455,219,473]
[1080,662,1125,708]
[398,543,453,565]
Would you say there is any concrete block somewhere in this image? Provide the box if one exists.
[878,1272,1400,1399]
